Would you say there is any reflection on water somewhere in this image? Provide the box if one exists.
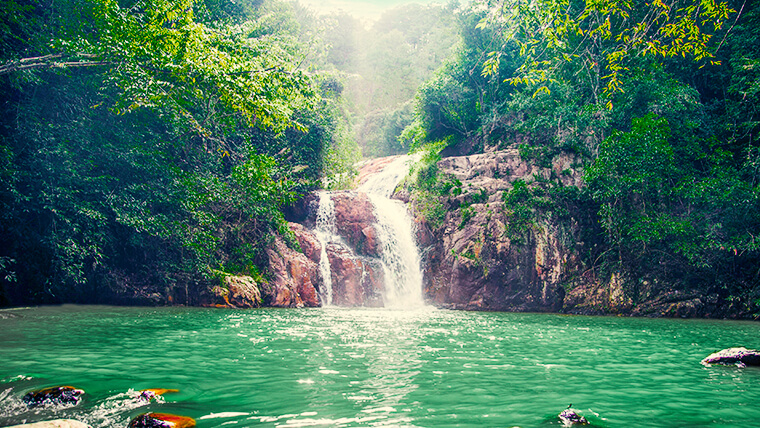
[1,305,759,427]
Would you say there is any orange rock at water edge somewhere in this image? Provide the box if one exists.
[22,386,85,408]
[701,347,760,367]
[128,413,196,428]
[3,419,91,428]
[136,388,179,402]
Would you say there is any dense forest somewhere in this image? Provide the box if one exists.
[403,0,760,317]
[1,0,759,316]
[0,0,362,305]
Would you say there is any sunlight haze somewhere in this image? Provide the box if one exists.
[296,0,448,22]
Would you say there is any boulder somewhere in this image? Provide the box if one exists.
[4,420,90,428]
[128,413,195,428]
[559,406,588,425]
[23,386,84,408]
[208,275,262,308]
[702,347,760,367]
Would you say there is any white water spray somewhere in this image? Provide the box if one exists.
[314,191,337,306]
[359,155,425,308]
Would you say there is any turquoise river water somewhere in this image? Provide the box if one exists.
[0,305,758,427]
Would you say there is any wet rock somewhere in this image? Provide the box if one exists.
[326,243,384,307]
[128,413,195,428]
[135,388,179,403]
[559,405,588,425]
[331,192,381,257]
[355,156,402,188]
[23,386,84,408]
[4,420,90,428]
[264,234,322,308]
[702,347,760,367]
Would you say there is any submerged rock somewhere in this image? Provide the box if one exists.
[128,413,196,428]
[4,420,90,428]
[559,405,588,425]
[23,386,84,408]
[702,347,760,367]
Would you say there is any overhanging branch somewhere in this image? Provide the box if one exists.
[0,53,110,76]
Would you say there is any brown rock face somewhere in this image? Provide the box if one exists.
[263,229,323,308]
[415,149,581,312]
[290,223,321,264]
[330,192,381,257]
[326,243,384,307]
[208,275,262,308]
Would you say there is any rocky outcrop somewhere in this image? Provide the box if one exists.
[206,275,262,308]
[330,192,381,257]
[262,227,323,308]
[326,244,384,307]
[413,148,582,312]
[702,347,760,367]
[198,226,322,309]
[404,146,744,318]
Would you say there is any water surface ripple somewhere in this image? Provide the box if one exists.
[1,306,758,427]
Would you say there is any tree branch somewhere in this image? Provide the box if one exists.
[0,53,109,76]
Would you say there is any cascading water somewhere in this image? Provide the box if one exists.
[314,191,338,306]
[358,155,425,308]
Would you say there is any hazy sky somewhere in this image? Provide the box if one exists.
[296,0,447,22]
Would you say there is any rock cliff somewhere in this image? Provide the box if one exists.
[405,148,582,312]
[400,147,734,317]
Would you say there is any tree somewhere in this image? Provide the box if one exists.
[478,0,736,107]
[0,0,349,305]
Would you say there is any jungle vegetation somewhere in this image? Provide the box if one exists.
[405,0,760,316]
[2,0,759,315]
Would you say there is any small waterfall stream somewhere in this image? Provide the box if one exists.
[358,155,425,308]
[314,191,338,306]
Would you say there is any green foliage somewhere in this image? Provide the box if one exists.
[404,6,521,152]
[359,101,415,157]
[0,0,353,305]
[297,2,460,157]
[405,142,451,228]
[478,0,735,105]
[586,113,760,305]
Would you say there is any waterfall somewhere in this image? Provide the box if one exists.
[314,191,337,306]
[359,155,425,308]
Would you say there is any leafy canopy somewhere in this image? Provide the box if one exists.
[478,0,735,105]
